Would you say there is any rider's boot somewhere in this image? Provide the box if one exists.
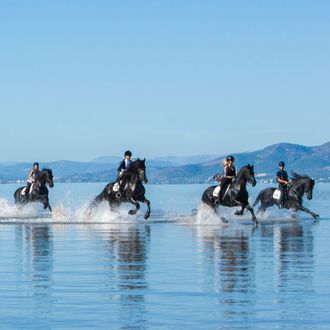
[24,183,31,202]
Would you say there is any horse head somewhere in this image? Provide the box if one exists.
[40,168,54,188]
[247,164,257,187]
[291,172,315,200]
[237,164,256,186]
[130,158,148,184]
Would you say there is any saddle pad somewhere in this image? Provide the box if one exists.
[213,186,221,198]
[113,183,120,192]
[273,189,281,200]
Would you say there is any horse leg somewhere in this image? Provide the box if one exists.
[213,205,228,224]
[245,204,258,224]
[128,198,140,215]
[235,206,245,216]
[142,197,151,220]
[298,205,320,220]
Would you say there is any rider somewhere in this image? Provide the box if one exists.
[218,155,236,202]
[25,162,40,199]
[116,150,133,198]
[276,161,289,208]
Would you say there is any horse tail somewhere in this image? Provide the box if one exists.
[253,192,262,207]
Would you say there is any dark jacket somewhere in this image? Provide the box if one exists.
[117,159,132,172]
[276,170,288,187]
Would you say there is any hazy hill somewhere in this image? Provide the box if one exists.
[1,142,330,183]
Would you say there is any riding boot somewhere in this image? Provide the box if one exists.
[25,183,31,201]
[218,189,224,203]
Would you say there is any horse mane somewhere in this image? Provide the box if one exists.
[290,171,311,181]
[41,168,52,174]
[236,164,253,175]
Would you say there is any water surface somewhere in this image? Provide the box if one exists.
[0,183,329,329]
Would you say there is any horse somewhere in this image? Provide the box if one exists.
[88,158,151,220]
[253,172,319,220]
[201,164,257,223]
[14,168,54,212]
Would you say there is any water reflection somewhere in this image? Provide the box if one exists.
[196,226,256,313]
[102,224,150,328]
[196,222,315,326]
[14,225,54,323]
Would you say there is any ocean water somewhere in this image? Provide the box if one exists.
[0,182,329,329]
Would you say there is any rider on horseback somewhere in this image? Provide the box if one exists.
[116,150,133,198]
[218,155,236,202]
[276,161,289,208]
[25,162,40,200]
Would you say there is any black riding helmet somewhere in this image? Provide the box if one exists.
[226,155,235,162]
[279,161,285,167]
[124,150,132,157]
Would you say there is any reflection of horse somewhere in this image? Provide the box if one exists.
[14,169,54,212]
[88,159,151,219]
[201,165,257,223]
[253,172,319,220]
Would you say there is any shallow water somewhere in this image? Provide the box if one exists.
[0,182,329,329]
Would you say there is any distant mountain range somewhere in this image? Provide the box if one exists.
[1,142,330,184]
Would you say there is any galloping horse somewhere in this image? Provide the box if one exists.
[88,158,151,219]
[14,168,54,212]
[253,172,319,220]
[201,165,257,223]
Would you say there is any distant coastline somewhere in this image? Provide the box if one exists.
[1,142,330,184]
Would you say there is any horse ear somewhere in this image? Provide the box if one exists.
[143,158,145,163]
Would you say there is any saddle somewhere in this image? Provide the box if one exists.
[213,184,231,199]
[21,183,36,196]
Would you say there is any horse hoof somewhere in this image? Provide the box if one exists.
[234,210,240,216]
[144,213,150,220]
[314,214,320,220]
[221,217,228,224]
[252,216,258,223]
[128,210,136,215]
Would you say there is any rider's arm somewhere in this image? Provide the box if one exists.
[28,170,34,182]
[277,176,289,185]
[117,161,125,172]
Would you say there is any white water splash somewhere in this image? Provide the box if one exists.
[0,198,42,218]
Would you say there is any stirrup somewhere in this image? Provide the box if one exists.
[116,192,121,198]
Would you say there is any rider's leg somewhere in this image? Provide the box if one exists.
[279,185,285,208]
[218,180,228,202]
[25,182,31,199]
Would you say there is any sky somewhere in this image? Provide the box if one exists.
[0,0,329,162]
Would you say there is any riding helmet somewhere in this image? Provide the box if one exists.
[124,150,132,157]
[279,161,285,167]
[226,155,235,162]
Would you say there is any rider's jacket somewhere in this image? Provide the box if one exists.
[28,170,40,183]
[276,170,288,187]
[224,165,236,183]
[117,159,132,180]
[117,159,132,172]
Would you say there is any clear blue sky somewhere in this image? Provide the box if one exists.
[1,1,329,162]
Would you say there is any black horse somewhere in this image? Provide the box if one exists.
[14,168,54,212]
[253,172,319,220]
[88,158,151,220]
[201,165,257,223]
